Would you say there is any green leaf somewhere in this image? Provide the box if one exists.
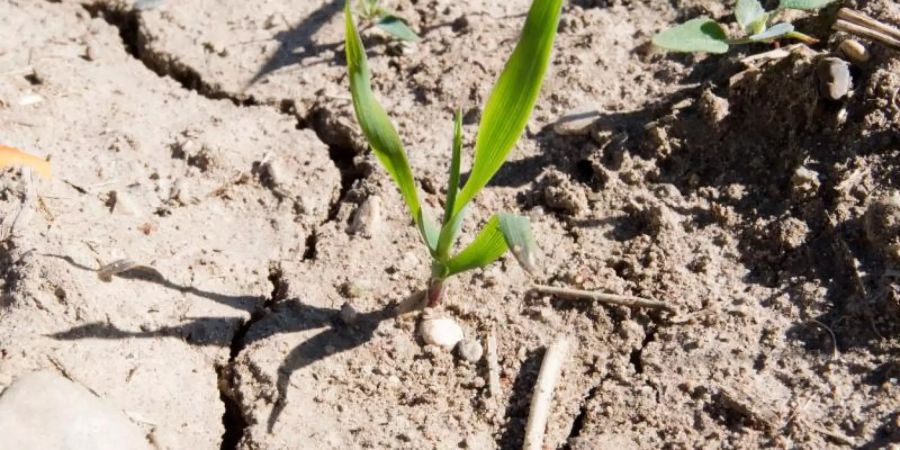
[450,0,563,218]
[498,214,539,275]
[446,216,507,276]
[375,15,421,42]
[747,13,770,35]
[652,18,729,54]
[778,0,835,10]
[736,0,767,33]
[345,3,425,239]
[417,208,440,252]
[445,213,539,277]
[437,110,464,257]
[748,22,794,41]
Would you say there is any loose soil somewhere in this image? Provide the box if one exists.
[0,0,898,449]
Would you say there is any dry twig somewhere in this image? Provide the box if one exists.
[523,336,570,450]
[834,8,900,51]
[486,329,501,400]
[531,284,676,313]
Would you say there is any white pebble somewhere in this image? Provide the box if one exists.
[420,315,464,349]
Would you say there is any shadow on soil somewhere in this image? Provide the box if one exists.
[45,254,395,432]
[247,0,344,86]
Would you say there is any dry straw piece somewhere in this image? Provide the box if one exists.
[833,8,900,51]
[522,336,571,450]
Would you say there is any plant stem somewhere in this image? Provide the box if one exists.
[426,277,445,307]
[530,284,676,313]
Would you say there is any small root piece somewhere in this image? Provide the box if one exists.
[531,284,676,313]
[523,336,570,450]
[486,329,501,400]
[808,319,838,359]
[798,418,856,446]
[96,259,162,282]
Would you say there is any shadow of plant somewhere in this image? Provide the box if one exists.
[45,254,397,432]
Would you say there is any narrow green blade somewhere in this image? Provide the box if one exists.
[748,22,794,41]
[652,18,729,54]
[345,3,424,238]
[450,0,563,218]
[736,0,766,33]
[436,110,464,257]
[445,213,540,276]
[779,0,835,10]
[376,15,421,42]
[417,208,440,252]
[498,214,539,275]
[446,216,506,276]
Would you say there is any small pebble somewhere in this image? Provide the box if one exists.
[455,338,484,363]
[338,302,359,325]
[816,57,852,100]
[839,39,870,64]
[553,105,599,136]
[420,315,464,349]
[348,195,382,237]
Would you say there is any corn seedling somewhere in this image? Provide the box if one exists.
[357,0,420,42]
[652,0,836,54]
[345,0,563,307]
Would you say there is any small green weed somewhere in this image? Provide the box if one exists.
[652,0,836,53]
[357,0,421,42]
[345,0,563,306]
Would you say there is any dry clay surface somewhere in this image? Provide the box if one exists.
[1,0,899,449]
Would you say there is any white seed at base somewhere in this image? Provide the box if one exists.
[420,316,464,349]
[839,39,870,64]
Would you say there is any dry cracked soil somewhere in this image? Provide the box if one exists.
[0,0,898,449]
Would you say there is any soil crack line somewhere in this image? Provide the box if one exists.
[81,1,258,106]
[79,0,368,226]
[217,263,287,450]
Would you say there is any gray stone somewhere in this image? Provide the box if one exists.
[553,106,599,136]
[817,57,852,100]
[455,338,484,363]
[0,371,153,450]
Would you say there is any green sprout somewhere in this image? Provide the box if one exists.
[652,0,836,53]
[357,0,421,42]
[345,0,563,307]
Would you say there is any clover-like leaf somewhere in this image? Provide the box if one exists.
[736,0,767,34]
[748,22,795,41]
[376,15,421,42]
[652,18,730,54]
[779,0,835,10]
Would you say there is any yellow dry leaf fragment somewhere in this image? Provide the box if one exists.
[0,144,51,179]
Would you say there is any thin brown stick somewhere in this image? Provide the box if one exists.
[531,284,676,313]
[486,329,501,400]
[834,19,900,51]
[523,336,570,450]
[837,8,900,41]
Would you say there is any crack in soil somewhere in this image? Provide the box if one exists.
[217,263,288,450]
[564,381,602,446]
[629,325,657,375]
[79,1,365,228]
[82,1,258,105]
